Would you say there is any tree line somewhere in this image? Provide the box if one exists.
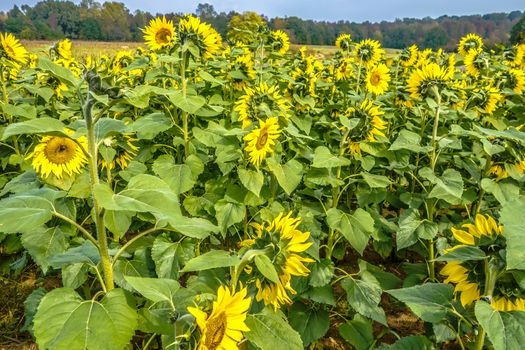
[0,0,523,48]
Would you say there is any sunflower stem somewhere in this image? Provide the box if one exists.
[84,91,114,292]
[181,50,189,159]
[474,258,499,350]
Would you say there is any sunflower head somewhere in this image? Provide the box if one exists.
[458,33,483,57]
[335,33,353,51]
[99,134,139,171]
[485,138,525,181]
[143,16,175,51]
[501,68,525,94]
[464,49,485,77]
[407,62,451,99]
[240,212,314,309]
[354,39,385,67]
[365,63,391,95]
[269,30,290,55]
[345,99,388,144]
[475,85,502,115]
[28,129,88,180]
[506,44,525,68]
[0,32,28,64]
[226,45,256,90]
[399,44,418,67]
[54,39,72,60]
[187,284,251,349]
[243,117,281,166]
[178,15,222,60]
[334,57,354,81]
[234,82,289,128]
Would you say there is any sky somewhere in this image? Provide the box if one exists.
[1,0,524,22]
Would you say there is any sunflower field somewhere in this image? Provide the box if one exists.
[1,15,525,350]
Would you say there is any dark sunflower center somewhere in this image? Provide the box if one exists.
[44,137,77,164]
[256,128,269,150]
[370,72,381,85]
[204,312,227,349]
[155,28,171,44]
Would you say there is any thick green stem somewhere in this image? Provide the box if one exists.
[181,51,189,159]
[474,259,499,350]
[84,93,114,291]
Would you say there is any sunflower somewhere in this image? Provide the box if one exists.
[446,53,456,79]
[477,85,501,115]
[365,63,390,95]
[99,135,139,170]
[399,44,418,67]
[335,33,353,51]
[0,32,28,64]
[243,117,281,166]
[225,45,256,91]
[29,53,38,69]
[491,297,525,312]
[344,100,388,156]
[234,82,289,128]
[187,285,251,350]
[178,15,222,60]
[458,33,483,57]
[502,68,525,94]
[269,30,290,55]
[55,39,72,60]
[143,16,175,51]
[464,49,483,77]
[407,62,451,99]
[241,212,313,310]
[354,39,385,67]
[486,138,525,181]
[334,57,354,81]
[28,129,88,179]
[506,44,525,68]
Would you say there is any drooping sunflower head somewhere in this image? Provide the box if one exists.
[234,82,290,128]
[345,99,388,150]
[178,15,222,60]
[335,33,353,51]
[486,138,525,181]
[506,44,525,68]
[399,44,418,67]
[54,39,72,60]
[241,212,313,309]
[475,85,502,115]
[500,68,525,94]
[28,129,88,180]
[451,214,503,247]
[415,48,433,67]
[458,33,483,57]
[99,134,139,171]
[0,32,28,64]
[243,117,281,166]
[143,16,175,51]
[446,53,456,79]
[269,30,290,55]
[354,39,385,67]
[407,62,451,99]
[334,57,354,81]
[187,284,251,350]
[464,49,485,77]
[365,63,391,95]
[226,45,256,90]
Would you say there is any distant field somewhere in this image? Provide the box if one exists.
[22,40,399,58]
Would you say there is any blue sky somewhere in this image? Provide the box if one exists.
[1,0,524,22]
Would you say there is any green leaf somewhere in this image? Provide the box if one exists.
[214,199,246,233]
[421,168,464,204]
[389,130,432,153]
[500,198,525,270]
[50,241,100,268]
[21,226,69,273]
[153,155,195,195]
[169,91,206,114]
[436,246,486,262]
[238,168,264,197]
[341,277,387,325]
[1,103,37,120]
[288,302,329,346]
[2,117,66,140]
[130,112,171,140]
[475,301,525,350]
[266,158,303,195]
[170,216,218,239]
[124,276,180,304]
[378,335,435,350]
[326,208,374,255]
[397,209,438,250]
[309,259,335,287]
[245,308,303,350]
[34,288,137,350]
[151,236,195,279]
[311,146,351,168]
[0,194,54,234]
[181,250,240,273]
[361,172,392,188]
[481,179,519,206]
[386,283,453,323]
[93,118,130,142]
[254,255,279,284]
[37,57,79,87]
[339,315,374,350]
[104,210,133,239]
[22,288,46,334]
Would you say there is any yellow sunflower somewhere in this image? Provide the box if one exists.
[0,32,28,64]
[354,39,385,67]
[407,62,451,99]
[335,33,353,51]
[503,68,525,94]
[243,117,281,166]
[491,297,525,312]
[507,44,525,68]
[28,129,88,179]
[225,45,256,91]
[241,212,313,310]
[415,48,433,68]
[464,49,483,77]
[486,138,525,181]
[270,30,290,55]
[178,15,222,60]
[344,99,388,155]
[143,16,175,50]
[458,33,483,57]
[399,44,418,67]
[99,135,139,170]
[478,85,501,115]
[55,39,72,60]
[234,82,289,128]
[335,57,354,81]
[446,53,456,79]
[365,63,390,95]
[187,285,251,350]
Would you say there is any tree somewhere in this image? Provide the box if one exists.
[98,2,131,41]
[227,12,267,44]
[196,3,216,19]
[510,13,525,44]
